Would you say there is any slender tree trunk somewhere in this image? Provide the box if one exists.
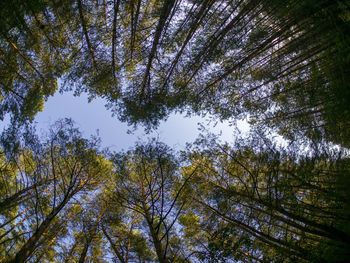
[34,213,72,263]
[141,185,167,263]
[161,0,214,90]
[139,0,176,102]
[78,239,90,263]
[0,178,54,213]
[78,209,105,263]
[112,0,120,82]
[0,187,33,213]
[7,194,72,263]
[102,224,126,263]
[77,0,97,68]
[194,197,312,261]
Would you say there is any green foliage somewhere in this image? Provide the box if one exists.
[0,0,349,147]
[1,0,350,262]
[0,0,48,34]
[1,122,350,262]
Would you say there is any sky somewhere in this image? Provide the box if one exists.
[33,92,250,151]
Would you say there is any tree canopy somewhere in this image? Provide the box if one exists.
[1,122,350,262]
[1,0,349,144]
[1,0,350,262]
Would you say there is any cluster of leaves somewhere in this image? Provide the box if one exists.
[0,0,349,146]
[1,0,350,262]
[1,120,349,262]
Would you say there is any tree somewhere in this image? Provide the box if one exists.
[101,198,154,262]
[108,140,192,262]
[1,119,113,263]
[1,1,350,261]
[180,139,350,262]
[0,0,74,148]
[1,0,349,147]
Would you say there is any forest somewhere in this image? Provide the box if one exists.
[0,0,350,262]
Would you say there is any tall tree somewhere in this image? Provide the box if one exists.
[180,139,350,262]
[109,141,192,262]
[1,119,113,263]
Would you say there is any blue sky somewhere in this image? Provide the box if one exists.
[34,92,250,151]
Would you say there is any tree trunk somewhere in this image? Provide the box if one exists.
[102,224,126,263]
[7,194,71,263]
[139,0,176,101]
[78,239,90,263]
